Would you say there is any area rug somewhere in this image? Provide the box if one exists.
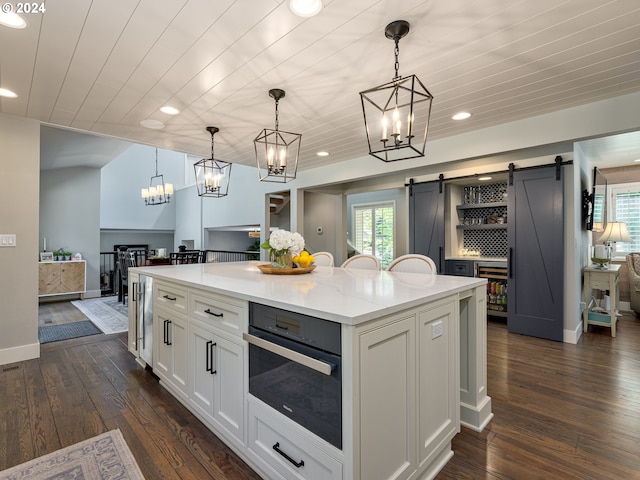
[38,321,102,344]
[0,429,145,479]
[71,296,128,334]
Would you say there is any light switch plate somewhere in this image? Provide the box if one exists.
[0,234,16,247]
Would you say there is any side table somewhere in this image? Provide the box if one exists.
[582,264,620,337]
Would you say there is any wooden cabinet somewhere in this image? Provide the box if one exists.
[189,319,245,446]
[38,261,86,297]
[154,306,188,400]
[353,296,458,480]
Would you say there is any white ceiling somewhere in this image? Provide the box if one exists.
[2,0,640,171]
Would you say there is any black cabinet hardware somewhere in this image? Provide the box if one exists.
[204,308,223,317]
[273,442,304,468]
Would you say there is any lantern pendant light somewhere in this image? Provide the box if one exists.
[254,88,301,183]
[194,126,232,198]
[360,20,434,162]
[141,148,173,205]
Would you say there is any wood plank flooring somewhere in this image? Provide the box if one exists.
[3,304,640,479]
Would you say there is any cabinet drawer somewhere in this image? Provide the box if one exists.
[190,291,247,337]
[248,398,342,480]
[155,282,188,315]
[445,260,475,277]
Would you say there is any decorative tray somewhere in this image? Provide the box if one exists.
[257,264,316,275]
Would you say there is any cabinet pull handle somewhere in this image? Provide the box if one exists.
[205,340,212,372]
[204,308,223,317]
[164,320,172,345]
[508,247,513,279]
[163,295,177,301]
[210,342,217,375]
[273,442,304,468]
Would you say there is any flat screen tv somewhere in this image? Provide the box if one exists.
[586,166,607,231]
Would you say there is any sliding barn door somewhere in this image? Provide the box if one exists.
[409,181,445,273]
[507,166,564,341]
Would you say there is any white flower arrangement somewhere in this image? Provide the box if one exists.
[261,229,305,260]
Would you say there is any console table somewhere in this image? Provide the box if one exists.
[38,260,86,298]
[582,264,620,337]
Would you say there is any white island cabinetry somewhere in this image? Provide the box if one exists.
[129,262,490,480]
[188,288,247,448]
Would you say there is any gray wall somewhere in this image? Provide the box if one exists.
[0,113,40,364]
[207,231,259,252]
[303,191,342,257]
[100,230,175,253]
[40,167,101,297]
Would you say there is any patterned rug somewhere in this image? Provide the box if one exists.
[0,429,145,479]
[71,296,128,334]
[38,321,102,344]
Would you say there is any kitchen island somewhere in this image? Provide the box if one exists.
[129,262,492,480]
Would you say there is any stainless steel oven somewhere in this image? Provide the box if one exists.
[243,303,342,449]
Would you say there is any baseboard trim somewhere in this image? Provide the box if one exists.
[564,321,582,344]
[0,342,40,366]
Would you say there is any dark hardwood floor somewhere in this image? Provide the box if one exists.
[2,304,639,479]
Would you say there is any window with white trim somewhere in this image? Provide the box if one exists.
[352,202,395,268]
[609,182,640,256]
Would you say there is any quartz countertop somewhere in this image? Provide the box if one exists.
[132,262,486,325]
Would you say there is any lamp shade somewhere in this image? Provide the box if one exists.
[597,221,632,244]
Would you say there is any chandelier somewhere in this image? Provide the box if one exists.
[194,126,232,198]
[360,20,433,162]
[254,88,301,183]
[141,148,173,205]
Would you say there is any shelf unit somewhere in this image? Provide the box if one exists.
[478,264,508,318]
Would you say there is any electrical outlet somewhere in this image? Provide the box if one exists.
[317,226,323,235]
[432,321,443,339]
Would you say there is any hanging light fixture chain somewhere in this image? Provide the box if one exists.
[274,97,280,131]
[394,37,401,81]
[155,148,159,176]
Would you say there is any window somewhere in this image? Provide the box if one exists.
[609,183,640,256]
[352,202,395,267]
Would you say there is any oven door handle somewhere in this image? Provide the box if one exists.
[242,333,333,376]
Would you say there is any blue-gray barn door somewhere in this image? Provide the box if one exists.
[409,181,445,273]
[507,165,564,341]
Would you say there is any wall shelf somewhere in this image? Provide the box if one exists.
[456,202,507,211]
[456,224,507,231]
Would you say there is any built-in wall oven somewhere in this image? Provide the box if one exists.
[243,303,342,449]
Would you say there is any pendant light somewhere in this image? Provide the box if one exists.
[254,88,301,183]
[141,148,173,205]
[360,20,434,162]
[194,126,232,198]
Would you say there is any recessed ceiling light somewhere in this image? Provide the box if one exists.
[0,12,27,29]
[634,159,640,163]
[140,119,165,130]
[478,176,492,181]
[452,111,472,121]
[289,0,322,17]
[160,106,180,115]
[0,88,18,98]
[317,151,329,156]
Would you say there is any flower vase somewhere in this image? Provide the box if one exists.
[271,251,293,269]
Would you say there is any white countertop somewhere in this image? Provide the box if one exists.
[132,261,486,325]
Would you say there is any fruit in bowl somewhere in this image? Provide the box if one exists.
[293,251,315,268]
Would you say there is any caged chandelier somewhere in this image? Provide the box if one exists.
[359,20,434,162]
[194,126,232,198]
[141,148,173,205]
[254,88,301,183]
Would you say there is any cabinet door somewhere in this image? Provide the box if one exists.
[410,181,445,273]
[213,333,245,444]
[39,263,61,295]
[417,300,458,467]
[359,315,416,480]
[507,165,564,341]
[60,261,85,292]
[155,309,188,397]
[189,322,215,422]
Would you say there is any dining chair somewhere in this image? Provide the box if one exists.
[385,254,437,274]
[117,250,136,304]
[312,251,334,267]
[340,254,380,270]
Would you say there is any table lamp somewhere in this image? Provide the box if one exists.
[592,221,632,269]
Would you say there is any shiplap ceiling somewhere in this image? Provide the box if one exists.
[2,0,640,171]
